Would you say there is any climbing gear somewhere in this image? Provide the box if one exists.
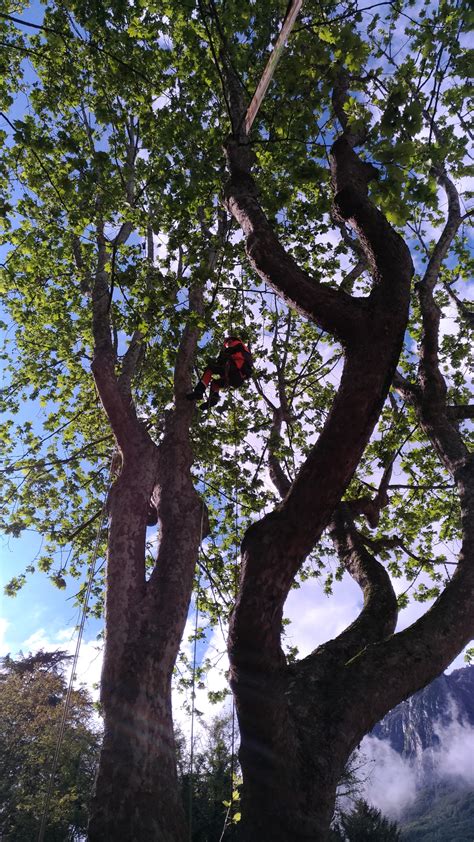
[38,456,114,842]
[200,391,220,411]
[186,338,253,411]
[186,381,206,401]
[222,338,253,385]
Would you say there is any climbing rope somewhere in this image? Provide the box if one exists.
[188,375,242,842]
[37,459,114,842]
[188,578,200,841]
[218,389,241,842]
[188,496,208,841]
[229,394,240,829]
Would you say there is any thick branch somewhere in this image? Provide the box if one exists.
[442,278,474,327]
[448,404,474,420]
[331,68,367,147]
[268,407,292,499]
[418,167,462,404]
[71,234,92,294]
[346,463,392,528]
[340,256,366,292]
[423,168,461,295]
[325,504,398,653]
[342,362,474,738]
[117,330,144,402]
[343,476,474,739]
[330,138,413,318]
[224,139,362,342]
[91,236,141,453]
[224,63,357,328]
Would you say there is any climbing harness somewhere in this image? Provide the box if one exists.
[187,337,254,411]
[222,337,254,386]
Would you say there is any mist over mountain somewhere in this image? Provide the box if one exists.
[359,666,474,840]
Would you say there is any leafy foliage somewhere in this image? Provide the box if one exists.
[332,799,402,841]
[176,713,239,842]
[0,649,101,841]
[0,0,472,729]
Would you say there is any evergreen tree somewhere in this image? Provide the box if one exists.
[334,800,401,841]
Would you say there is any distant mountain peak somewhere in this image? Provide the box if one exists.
[361,666,474,839]
[371,665,474,761]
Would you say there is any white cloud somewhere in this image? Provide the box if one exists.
[359,714,474,818]
[0,617,10,656]
[433,719,474,786]
[10,625,103,702]
[284,575,362,658]
[360,736,418,818]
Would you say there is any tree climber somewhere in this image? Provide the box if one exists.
[186,336,254,409]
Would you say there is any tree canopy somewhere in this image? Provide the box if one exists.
[0,0,472,839]
[1,0,472,613]
[0,650,100,841]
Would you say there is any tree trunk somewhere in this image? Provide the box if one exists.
[224,113,473,838]
[88,669,185,842]
[87,419,206,841]
[87,238,208,839]
[231,503,400,842]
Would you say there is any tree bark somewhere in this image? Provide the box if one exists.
[223,117,473,838]
[87,226,213,839]
[88,424,203,842]
[223,123,412,836]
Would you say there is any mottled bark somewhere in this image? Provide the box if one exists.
[223,95,413,834]
[223,116,474,839]
[88,220,219,839]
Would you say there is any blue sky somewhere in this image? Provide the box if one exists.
[0,480,104,675]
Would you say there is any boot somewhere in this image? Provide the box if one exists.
[200,391,220,410]
[186,381,206,401]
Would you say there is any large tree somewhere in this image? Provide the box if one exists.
[0,650,100,841]
[0,1,472,840]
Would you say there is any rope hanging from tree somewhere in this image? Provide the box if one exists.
[219,385,241,841]
[37,458,114,842]
[188,369,243,840]
[188,498,207,841]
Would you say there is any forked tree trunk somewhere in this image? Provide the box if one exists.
[221,73,470,839]
[87,246,208,839]
[87,430,203,842]
[223,101,474,838]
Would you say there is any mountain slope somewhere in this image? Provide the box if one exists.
[367,665,474,841]
[400,784,474,842]
[371,665,474,760]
